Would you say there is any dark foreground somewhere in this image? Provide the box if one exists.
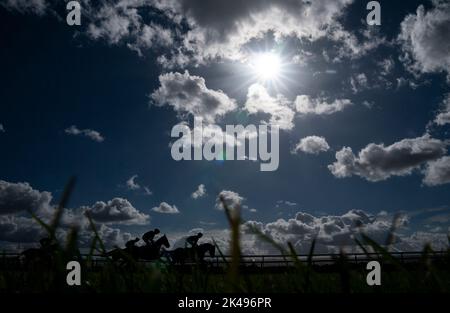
[1,253,449,293]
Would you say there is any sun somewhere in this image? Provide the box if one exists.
[250,52,282,81]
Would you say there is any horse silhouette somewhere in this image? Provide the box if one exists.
[166,242,216,264]
[20,240,59,267]
[105,234,170,262]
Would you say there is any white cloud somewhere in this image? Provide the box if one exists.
[0,124,4,133]
[328,24,387,62]
[245,83,295,130]
[434,94,450,126]
[191,184,206,199]
[65,125,105,142]
[398,1,450,79]
[125,175,152,195]
[95,223,133,248]
[292,50,314,66]
[435,111,450,126]
[0,212,133,250]
[152,202,180,214]
[292,136,330,155]
[239,209,448,254]
[423,156,450,186]
[400,231,449,251]
[151,71,237,123]
[3,0,389,67]
[215,190,244,211]
[295,95,352,115]
[0,180,52,215]
[83,198,150,225]
[378,57,395,76]
[86,1,174,54]
[143,186,153,196]
[154,0,353,63]
[126,175,140,190]
[329,135,448,182]
[350,73,369,93]
[168,121,245,154]
[0,179,143,249]
[0,215,45,243]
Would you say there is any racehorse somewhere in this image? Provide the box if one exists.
[165,242,216,265]
[137,234,170,260]
[104,234,170,262]
[20,243,59,268]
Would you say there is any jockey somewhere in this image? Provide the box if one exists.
[186,232,203,248]
[142,228,160,246]
[125,237,140,250]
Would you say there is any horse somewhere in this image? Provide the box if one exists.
[20,244,59,268]
[137,234,170,260]
[104,234,170,262]
[166,242,216,265]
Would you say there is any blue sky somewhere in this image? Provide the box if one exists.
[0,0,449,253]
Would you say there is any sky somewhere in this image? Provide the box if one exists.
[0,0,450,254]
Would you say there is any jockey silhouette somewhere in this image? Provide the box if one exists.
[142,228,160,246]
[125,238,140,250]
[186,232,203,248]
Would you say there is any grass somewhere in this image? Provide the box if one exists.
[0,178,449,293]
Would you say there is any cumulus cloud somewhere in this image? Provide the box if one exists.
[400,231,450,251]
[152,202,180,214]
[328,135,448,182]
[86,1,174,55]
[215,190,244,210]
[241,209,447,254]
[168,120,247,155]
[65,125,105,142]
[435,111,450,126]
[245,84,295,130]
[398,1,450,79]
[153,0,353,63]
[1,0,47,15]
[95,223,133,248]
[84,198,149,225]
[295,95,352,115]
[434,94,450,126]
[0,180,52,215]
[292,136,330,155]
[0,179,144,249]
[151,71,237,123]
[0,213,133,250]
[191,184,206,199]
[243,209,382,253]
[3,0,383,66]
[423,156,450,186]
[0,215,45,243]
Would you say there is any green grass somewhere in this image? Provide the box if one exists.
[0,178,449,293]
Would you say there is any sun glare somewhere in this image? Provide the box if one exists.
[251,52,282,81]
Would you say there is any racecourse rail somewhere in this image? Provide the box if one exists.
[1,251,447,268]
